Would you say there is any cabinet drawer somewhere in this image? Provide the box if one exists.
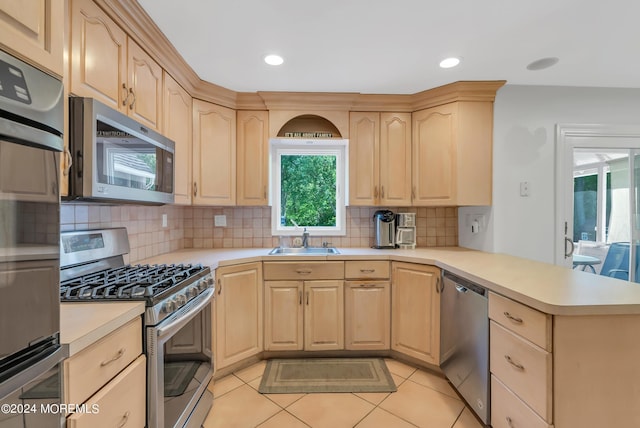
[67,355,146,428]
[263,261,344,280]
[489,292,552,351]
[64,317,142,405]
[490,321,552,422]
[345,261,389,279]
[491,375,553,428]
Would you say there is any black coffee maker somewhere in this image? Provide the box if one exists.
[372,210,396,248]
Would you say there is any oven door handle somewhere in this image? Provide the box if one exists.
[0,345,67,399]
[155,288,214,341]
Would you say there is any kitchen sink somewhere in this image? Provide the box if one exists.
[268,247,340,255]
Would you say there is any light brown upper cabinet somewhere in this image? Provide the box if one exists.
[192,99,236,206]
[70,0,163,131]
[349,112,411,206]
[163,73,192,205]
[412,101,493,206]
[0,0,64,76]
[237,110,269,206]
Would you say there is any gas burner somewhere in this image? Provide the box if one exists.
[60,263,209,305]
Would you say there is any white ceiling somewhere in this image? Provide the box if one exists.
[137,0,640,94]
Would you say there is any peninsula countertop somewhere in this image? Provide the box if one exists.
[140,247,640,316]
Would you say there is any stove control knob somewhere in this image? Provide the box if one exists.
[186,286,198,298]
[162,299,176,314]
[175,294,187,307]
[198,278,208,291]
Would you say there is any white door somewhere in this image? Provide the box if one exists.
[556,124,640,283]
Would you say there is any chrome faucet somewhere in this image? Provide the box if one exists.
[302,228,309,248]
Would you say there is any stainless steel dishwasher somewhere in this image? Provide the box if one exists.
[440,271,489,425]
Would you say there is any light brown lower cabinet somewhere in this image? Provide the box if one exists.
[391,262,441,365]
[345,281,390,350]
[264,280,344,351]
[214,262,263,370]
[66,354,146,428]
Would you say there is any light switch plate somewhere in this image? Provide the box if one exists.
[161,213,168,228]
[214,215,227,227]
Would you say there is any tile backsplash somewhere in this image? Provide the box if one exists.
[61,203,457,263]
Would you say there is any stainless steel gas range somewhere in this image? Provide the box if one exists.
[59,228,214,428]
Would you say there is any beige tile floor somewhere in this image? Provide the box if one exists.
[202,359,484,428]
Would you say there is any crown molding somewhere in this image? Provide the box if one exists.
[257,92,361,111]
[96,1,506,112]
[412,80,507,111]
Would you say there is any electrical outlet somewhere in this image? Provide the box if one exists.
[214,215,227,227]
[520,181,530,197]
[161,213,168,228]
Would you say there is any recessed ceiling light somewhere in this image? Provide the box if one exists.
[264,54,284,66]
[439,57,461,69]
[526,57,559,71]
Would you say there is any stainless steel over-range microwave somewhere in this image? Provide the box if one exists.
[66,97,175,204]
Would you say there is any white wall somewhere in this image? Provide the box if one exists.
[459,85,640,263]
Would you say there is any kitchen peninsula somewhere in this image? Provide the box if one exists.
[141,246,640,428]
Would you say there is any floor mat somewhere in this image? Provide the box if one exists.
[258,358,397,394]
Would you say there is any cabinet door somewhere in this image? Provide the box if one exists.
[127,38,162,131]
[304,280,344,351]
[349,112,379,206]
[412,104,457,206]
[163,73,192,205]
[215,263,262,370]
[192,99,236,206]
[391,262,440,364]
[380,112,412,206]
[237,110,268,206]
[0,0,63,76]
[70,0,127,111]
[264,281,303,351]
[345,281,390,350]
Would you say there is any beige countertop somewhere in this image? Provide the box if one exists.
[140,247,640,316]
[60,301,145,356]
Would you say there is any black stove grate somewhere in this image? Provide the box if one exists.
[60,263,207,303]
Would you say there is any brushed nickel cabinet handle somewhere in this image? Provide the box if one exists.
[117,411,131,428]
[63,148,73,176]
[359,284,377,288]
[194,182,198,197]
[299,290,302,305]
[381,185,385,199]
[217,278,222,295]
[503,311,523,324]
[412,186,416,200]
[296,269,312,275]
[506,416,514,428]
[128,88,136,109]
[121,84,129,106]
[504,355,525,370]
[306,291,309,305]
[360,269,375,273]
[101,348,125,366]
[264,186,267,199]
[374,186,378,199]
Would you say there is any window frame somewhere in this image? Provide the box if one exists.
[269,138,349,236]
